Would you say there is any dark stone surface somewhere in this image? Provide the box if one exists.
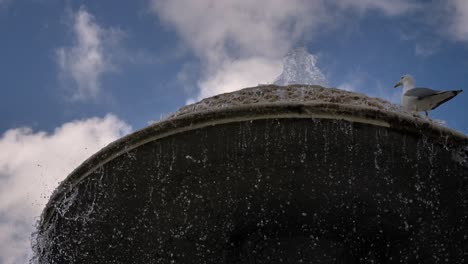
[36,118,468,263]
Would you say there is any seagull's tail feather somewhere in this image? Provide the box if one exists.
[431,90,462,110]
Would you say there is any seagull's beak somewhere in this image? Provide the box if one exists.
[394,81,402,88]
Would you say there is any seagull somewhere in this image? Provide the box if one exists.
[394,75,463,117]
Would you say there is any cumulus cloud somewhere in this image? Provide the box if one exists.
[0,115,131,264]
[151,0,420,102]
[56,7,123,100]
[197,57,282,100]
[151,0,331,101]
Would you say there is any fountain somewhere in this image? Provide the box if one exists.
[34,85,468,263]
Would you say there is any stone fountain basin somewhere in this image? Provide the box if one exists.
[35,85,468,263]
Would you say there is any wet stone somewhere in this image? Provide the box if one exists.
[34,118,468,263]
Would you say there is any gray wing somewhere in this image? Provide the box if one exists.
[404,87,440,98]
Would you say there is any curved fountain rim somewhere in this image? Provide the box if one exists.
[39,99,468,227]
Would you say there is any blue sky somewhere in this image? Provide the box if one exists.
[1,1,467,132]
[1,0,468,263]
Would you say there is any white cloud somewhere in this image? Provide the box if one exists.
[151,0,420,102]
[397,1,468,45]
[337,70,369,93]
[0,115,131,264]
[152,0,326,62]
[0,0,11,7]
[151,0,330,101]
[334,0,420,16]
[415,43,438,57]
[337,71,400,104]
[373,80,401,104]
[197,57,282,100]
[338,81,358,92]
[449,0,468,41]
[56,7,123,100]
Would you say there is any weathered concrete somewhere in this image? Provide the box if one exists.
[34,85,468,263]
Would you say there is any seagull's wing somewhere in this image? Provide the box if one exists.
[404,88,440,99]
[405,87,463,111]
